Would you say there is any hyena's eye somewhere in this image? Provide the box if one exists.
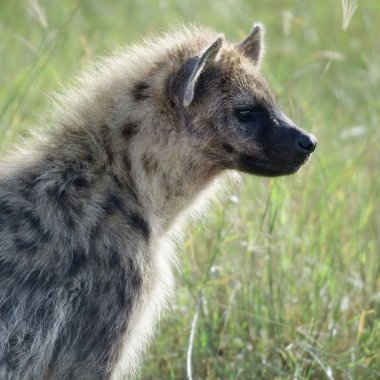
[236,106,264,122]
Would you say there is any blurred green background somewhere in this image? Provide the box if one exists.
[1,0,379,379]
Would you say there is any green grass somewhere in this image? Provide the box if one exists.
[1,0,380,379]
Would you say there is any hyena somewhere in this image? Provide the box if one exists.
[0,24,316,379]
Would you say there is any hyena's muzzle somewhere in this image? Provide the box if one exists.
[235,109,317,177]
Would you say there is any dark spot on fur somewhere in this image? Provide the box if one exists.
[116,280,127,309]
[103,194,125,215]
[21,209,40,230]
[9,219,20,233]
[61,167,90,189]
[128,212,150,241]
[141,153,159,175]
[40,229,52,243]
[165,75,179,108]
[21,172,40,194]
[101,194,148,239]
[64,213,76,230]
[122,154,131,172]
[112,174,123,188]
[109,247,120,268]
[116,169,140,205]
[89,223,102,253]
[85,154,94,163]
[2,205,52,243]
[100,124,114,165]
[13,237,38,255]
[121,123,138,139]
[114,259,142,309]
[46,185,76,229]
[103,192,128,216]
[61,168,73,182]
[0,200,13,216]
[0,258,17,280]
[0,201,14,230]
[72,175,90,188]
[68,249,88,277]
[47,185,66,204]
[21,210,51,241]
[0,299,13,316]
[223,143,235,153]
[46,171,87,229]
[46,185,75,229]
[132,81,150,101]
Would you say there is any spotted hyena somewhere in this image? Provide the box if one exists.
[0,24,316,379]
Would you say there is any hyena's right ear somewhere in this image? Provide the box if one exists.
[183,36,224,107]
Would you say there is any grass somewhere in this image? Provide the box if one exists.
[1,0,379,379]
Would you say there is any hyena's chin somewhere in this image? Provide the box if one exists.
[237,154,311,177]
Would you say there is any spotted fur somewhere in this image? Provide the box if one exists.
[0,24,316,379]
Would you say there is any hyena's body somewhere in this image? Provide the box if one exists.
[0,25,316,379]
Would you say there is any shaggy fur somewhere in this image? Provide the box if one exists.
[0,24,316,379]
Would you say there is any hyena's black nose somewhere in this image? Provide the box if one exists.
[296,133,317,154]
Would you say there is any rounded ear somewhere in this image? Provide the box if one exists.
[183,36,224,107]
[236,23,265,66]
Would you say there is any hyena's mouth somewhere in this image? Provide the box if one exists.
[238,153,310,177]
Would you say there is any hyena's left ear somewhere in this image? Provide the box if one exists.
[183,36,224,107]
[237,23,265,66]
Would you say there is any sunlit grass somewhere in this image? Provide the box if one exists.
[1,0,379,379]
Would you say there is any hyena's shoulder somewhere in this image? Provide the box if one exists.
[0,152,149,377]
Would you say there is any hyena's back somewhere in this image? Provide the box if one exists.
[0,157,147,379]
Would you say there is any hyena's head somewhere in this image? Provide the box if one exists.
[169,24,317,177]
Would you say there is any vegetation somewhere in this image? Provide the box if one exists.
[1,0,379,378]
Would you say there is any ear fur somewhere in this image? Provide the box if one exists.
[237,23,265,66]
[183,36,224,107]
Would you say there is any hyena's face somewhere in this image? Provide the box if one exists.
[176,25,316,177]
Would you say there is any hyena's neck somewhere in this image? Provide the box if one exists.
[125,131,222,232]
